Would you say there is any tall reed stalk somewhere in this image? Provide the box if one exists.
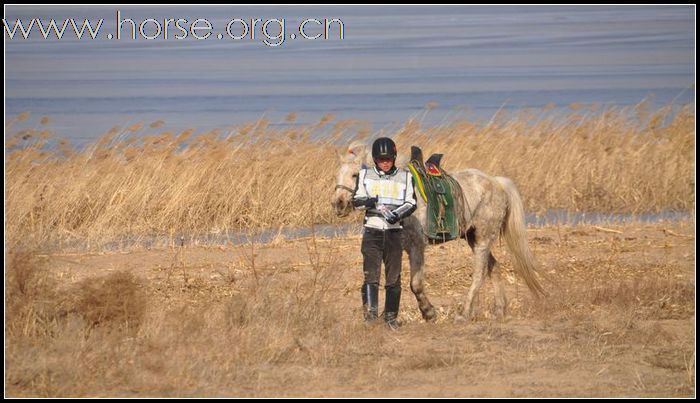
[5,102,694,249]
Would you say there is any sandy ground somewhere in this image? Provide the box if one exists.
[21,220,696,397]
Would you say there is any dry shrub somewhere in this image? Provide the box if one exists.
[72,271,146,332]
[6,250,147,338]
[5,237,358,396]
[6,253,149,397]
[5,251,67,338]
[6,251,47,298]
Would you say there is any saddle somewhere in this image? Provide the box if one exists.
[408,146,466,243]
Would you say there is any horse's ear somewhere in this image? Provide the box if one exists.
[347,142,367,159]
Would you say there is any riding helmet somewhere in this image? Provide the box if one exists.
[371,137,397,160]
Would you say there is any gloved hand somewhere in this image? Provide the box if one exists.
[352,196,378,209]
[385,210,401,224]
[364,196,378,209]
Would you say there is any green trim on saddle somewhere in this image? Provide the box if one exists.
[409,146,464,243]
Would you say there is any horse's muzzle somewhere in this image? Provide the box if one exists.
[332,199,352,217]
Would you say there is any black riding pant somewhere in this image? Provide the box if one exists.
[361,227,402,288]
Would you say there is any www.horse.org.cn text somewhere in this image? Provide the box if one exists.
[3,10,346,47]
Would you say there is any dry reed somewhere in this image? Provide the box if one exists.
[5,102,694,250]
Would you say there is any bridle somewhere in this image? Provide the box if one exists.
[335,173,358,196]
[334,184,355,194]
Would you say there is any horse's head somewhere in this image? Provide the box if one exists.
[331,142,367,217]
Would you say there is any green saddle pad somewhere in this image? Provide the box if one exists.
[408,159,462,243]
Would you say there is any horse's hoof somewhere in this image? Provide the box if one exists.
[421,307,437,322]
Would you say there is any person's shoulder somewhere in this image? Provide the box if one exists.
[396,166,412,176]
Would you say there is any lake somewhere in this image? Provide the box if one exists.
[5,5,695,145]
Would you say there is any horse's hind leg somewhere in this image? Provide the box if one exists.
[487,253,507,319]
[403,219,436,321]
[458,219,507,322]
[455,241,489,322]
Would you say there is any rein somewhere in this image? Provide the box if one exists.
[335,184,355,194]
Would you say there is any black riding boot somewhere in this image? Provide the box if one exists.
[384,284,402,330]
[362,283,379,322]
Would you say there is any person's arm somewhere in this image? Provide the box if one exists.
[351,169,377,209]
[386,171,417,223]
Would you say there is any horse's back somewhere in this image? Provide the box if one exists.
[451,168,509,231]
[451,168,502,197]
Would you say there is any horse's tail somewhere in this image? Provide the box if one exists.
[493,176,546,298]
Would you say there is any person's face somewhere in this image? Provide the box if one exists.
[375,157,394,172]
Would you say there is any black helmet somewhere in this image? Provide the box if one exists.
[371,137,397,160]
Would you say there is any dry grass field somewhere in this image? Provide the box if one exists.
[4,103,696,397]
[5,102,694,250]
[4,220,695,397]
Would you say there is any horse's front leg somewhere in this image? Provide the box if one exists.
[402,216,436,321]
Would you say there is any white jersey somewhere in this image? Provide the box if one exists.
[353,166,417,230]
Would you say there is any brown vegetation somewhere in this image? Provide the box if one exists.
[5,102,695,250]
[4,220,695,397]
[4,103,695,396]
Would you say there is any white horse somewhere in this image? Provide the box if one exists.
[331,142,545,322]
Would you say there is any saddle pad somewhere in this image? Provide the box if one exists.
[409,160,462,242]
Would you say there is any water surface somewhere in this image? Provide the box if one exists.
[5,5,694,145]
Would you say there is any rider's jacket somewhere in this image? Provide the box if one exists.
[353,166,417,230]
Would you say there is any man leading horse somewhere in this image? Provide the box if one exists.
[351,137,417,330]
